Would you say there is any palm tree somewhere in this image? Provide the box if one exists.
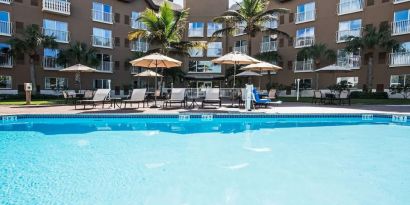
[8,25,58,94]
[297,43,336,69]
[212,0,289,56]
[345,24,398,92]
[57,42,100,67]
[255,50,281,87]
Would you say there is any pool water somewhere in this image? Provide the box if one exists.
[1,116,410,205]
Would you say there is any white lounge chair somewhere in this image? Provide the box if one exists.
[163,88,186,108]
[75,89,111,109]
[123,89,148,108]
[202,88,221,108]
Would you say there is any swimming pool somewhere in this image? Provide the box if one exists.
[1,114,409,205]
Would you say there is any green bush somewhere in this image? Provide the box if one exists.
[350,91,388,99]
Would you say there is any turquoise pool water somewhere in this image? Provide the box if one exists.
[1,116,410,205]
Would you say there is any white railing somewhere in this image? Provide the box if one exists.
[42,0,71,15]
[337,55,361,68]
[234,45,247,54]
[260,41,277,52]
[263,20,278,29]
[131,19,147,30]
[389,52,410,66]
[131,41,148,52]
[188,28,204,37]
[393,0,410,3]
[295,36,315,48]
[336,28,362,42]
[0,21,12,36]
[92,9,113,24]
[207,48,222,57]
[337,0,363,15]
[97,61,113,72]
[92,36,113,48]
[0,53,12,68]
[294,59,314,72]
[295,10,315,24]
[43,28,69,43]
[0,0,12,4]
[43,57,63,70]
[392,20,410,35]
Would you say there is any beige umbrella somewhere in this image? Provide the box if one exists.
[129,53,182,108]
[241,62,283,89]
[236,71,262,84]
[60,64,98,90]
[314,64,353,89]
[134,70,163,92]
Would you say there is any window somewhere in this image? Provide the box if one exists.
[188,61,221,73]
[261,35,277,52]
[0,75,11,89]
[295,27,315,48]
[392,9,410,35]
[43,19,69,43]
[131,38,148,52]
[188,22,204,37]
[207,42,222,57]
[390,42,410,66]
[43,48,62,69]
[207,22,222,37]
[96,54,112,72]
[92,28,112,48]
[131,11,147,30]
[0,43,12,68]
[44,77,67,89]
[234,21,246,36]
[298,78,312,89]
[296,2,315,23]
[337,19,362,42]
[0,11,11,36]
[94,79,111,89]
[234,40,247,53]
[188,42,204,57]
[337,49,361,68]
[338,0,363,15]
[337,77,359,88]
[92,2,112,24]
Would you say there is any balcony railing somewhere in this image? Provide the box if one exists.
[0,21,12,36]
[188,28,204,37]
[96,61,113,72]
[42,0,71,15]
[260,41,277,53]
[337,55,361,68]
[295,36,315,48]
[389,52,410,67]
[295,10,315,24]
[233,45,247,54]
[337,0,363,15]
[0,0,12,4]
[43,28,69,43]
[131,41,148,52]
[92,36,113,48]
[263,20,278,29]
[294,59,314,72]
[92,9,113,24]
[336,28,362,43]
[0,53,12,68]
[392,20,410,35]
[43,57,63,70]
[131,19,147,30]
[393,0,410,3]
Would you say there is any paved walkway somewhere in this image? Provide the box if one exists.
[1,102,409,115]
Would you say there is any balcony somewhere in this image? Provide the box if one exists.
[131,41,148,53]
[389,52,410,67]
[92,36,113,48]
[0,53,12,68]
[188,28,204,37]
[393,0,410,3]
[43,28,69,43]
[392,20,410,35]
[336,28,362,43]
[131,19,147,30]
[96,61,113,72]
[0,0,12,4]
[337,0,363,15]
[295,36,315,48]
[295,10,315,24]
[42,0,71,16]
[263,20,278,29]
[43,57,63,70]
[233,45,247,54]
[294,59,314,72]
[92,9,113,24]
[0,21,12,36]
[260,41,277,53]
[337,54,361,68]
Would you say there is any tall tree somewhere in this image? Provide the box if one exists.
[8,25,58,94]
[345,24,398,92]
[297,43,336,69]
[212,0,289,56]
[57,42,100,67]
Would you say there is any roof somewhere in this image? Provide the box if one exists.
[146,0,183,11]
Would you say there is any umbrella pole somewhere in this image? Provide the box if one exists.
[152,64,159,108]
[316,72,319,90]
[259,68,262,90]
[231,63,237,107]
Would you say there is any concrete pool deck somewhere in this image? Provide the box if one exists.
[1,102,409,115]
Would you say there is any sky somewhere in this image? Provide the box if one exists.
[173,0,184,7]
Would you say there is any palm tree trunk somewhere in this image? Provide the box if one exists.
[247,34,252,56]
[367,57,373,93]
[29,58,37,95]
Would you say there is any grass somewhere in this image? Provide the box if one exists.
[279,97,410,105]
[0,99,65,105]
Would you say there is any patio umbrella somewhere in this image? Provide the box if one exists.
[236,71,262,84]
[241,62,283,89]
[60,64,97,90]
[134,70,163,92]
[315,64,352,89]
[129,53,182,108]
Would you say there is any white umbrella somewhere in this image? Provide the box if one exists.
[236,71,262,84]
[134,70,163,92]
[241,62,283,89]
[60,64,98,90]
[315,64,353,89]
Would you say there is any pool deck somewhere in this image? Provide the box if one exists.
[1,102,409,115]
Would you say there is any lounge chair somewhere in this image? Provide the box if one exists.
[252,88,282,108]
[83,90,94,99]
[336,90,351,105]
[123,89,148,108]
[163,88,186,108]
[312,90,324,104]
[265,89,277,100]
[202,88,221,108]
[75,89,111,109]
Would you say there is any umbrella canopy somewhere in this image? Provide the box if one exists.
[241,62,282,72]
[236,71,262,77]
[59,64,97,72]
[129,53,182,68]
[134,70,163,77]
[211,51,261,65]
[315,64,352,72]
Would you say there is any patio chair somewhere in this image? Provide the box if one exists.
[252,88,282,108]
[163,88,187,108]
[265,89,277,100]
[202,88,221,108]
[75,89,111,109]
[83,90,94,100]
[123,89,148,108]
[238,88,246,108]
[62,90,78,104]
[312,90,324,104]
[336,90,351,105]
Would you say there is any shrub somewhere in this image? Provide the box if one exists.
[350,91,388,99]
